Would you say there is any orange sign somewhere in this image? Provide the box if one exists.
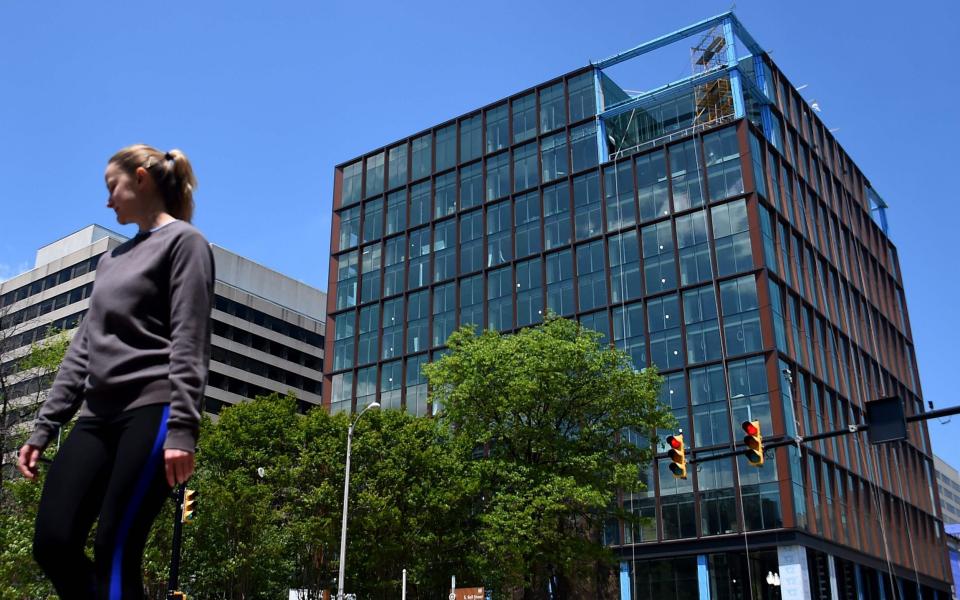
[454,588,485,600]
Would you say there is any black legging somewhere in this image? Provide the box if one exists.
[33,404,172,600]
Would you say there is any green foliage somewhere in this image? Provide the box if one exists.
[0,316,673,600]
[424,316,672,597]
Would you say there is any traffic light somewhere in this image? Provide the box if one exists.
[181,489,198,524]
[666,434,687,479]
[742,420,764,466]
[170,592,187,600]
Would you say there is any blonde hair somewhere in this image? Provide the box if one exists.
[109,144,198,222]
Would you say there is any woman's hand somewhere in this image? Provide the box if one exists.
[17,444,42,481]
[164,449,195,487]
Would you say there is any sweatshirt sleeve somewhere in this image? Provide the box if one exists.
[26,316,91,450]
[163,230,215,452]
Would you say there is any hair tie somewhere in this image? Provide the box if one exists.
[164,151,174,162]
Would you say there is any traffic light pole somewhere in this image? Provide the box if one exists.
[656,403,960,465]
[166,483,186,600]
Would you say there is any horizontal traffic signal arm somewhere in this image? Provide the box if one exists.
[651,403,960,465]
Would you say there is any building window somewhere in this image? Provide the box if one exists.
[432,282,456,348]
[341,161,362,206]
[385,190,406,236]
[338,206,360,251]
[383,236,405,297]
[485,152,510,201]
[676,210,712,286]
[435,124,456,173]
[660,459,696,540]
[579,310,609,345]
[690,363,729,447]
[434,172,456,219]
[683,285,721,364]
[748,132,767,198]
[405,354,428,416]
[406,290,429,353]
[613,302,645,369]
[568,72,597,122]
[574,171,602,241]
[728,356,769,431]
[513,142,539,192]
[712,199,752,277]
[759,205,777,275]
[636,150,669,222]
[335,251,358,310]
[539,82,566,133]
[541,132,568,183]
[459,162,483,210]
[460,114,482,164]
[411,134,432,181]
[365,152,384,198]
[459,210,483,274]
[515,191,541,258]
[609,230,641,303]
[647,293,682,370]
[669,139,704,211]
[485,104,509,154]
[381,298,403,360]
[604,162,636,233]
[512,93,536,144]
[516,258,543,327]
[720,275,762,356]
[381,361,402,410]
[576,240,607,312]
[359,243,381,304]
[407,227,431,289]
[388,144,407,189]
[699,458,737,535]
[486,201,512,267]
[546,250,574,316]
[703,127,744,200]
[356,366,377,408]
[527,187,562,261]
[488,266,513,331]
[357,304,379,365]
[570,122,598,173]
[433,219,456,283]
[332,312,355,371]
[641,221,676,294]
[409,181,431,228]
[330,372,353,414]
[459,274,484,330]
[362,198,383,244]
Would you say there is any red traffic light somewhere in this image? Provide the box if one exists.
[742,421,759,436]
[667,435,683,450]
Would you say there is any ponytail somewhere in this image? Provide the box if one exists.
[109,144,198,222]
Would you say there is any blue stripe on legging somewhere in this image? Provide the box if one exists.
[110,404,169,600]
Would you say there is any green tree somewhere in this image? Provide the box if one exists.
[424,316,672,599]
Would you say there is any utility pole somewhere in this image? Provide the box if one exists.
[166,484,186,600]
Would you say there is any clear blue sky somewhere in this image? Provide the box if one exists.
[2,1,959,465]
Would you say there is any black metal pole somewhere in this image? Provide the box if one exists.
[907,404,960,422]
[167,483,186,600]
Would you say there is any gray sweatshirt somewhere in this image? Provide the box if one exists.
[27,220,215,452]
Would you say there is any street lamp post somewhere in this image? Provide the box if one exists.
[336,401,380,600]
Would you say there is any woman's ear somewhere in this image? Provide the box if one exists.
[135,166,148,189]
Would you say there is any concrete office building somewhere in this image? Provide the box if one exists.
[936,455,960,526]
[324,12,949,599]
[0,224,326,454]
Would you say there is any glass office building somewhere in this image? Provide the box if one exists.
[324,12,950,599]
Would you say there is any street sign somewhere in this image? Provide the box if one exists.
[454,588,485,600]
[865,396,907,444]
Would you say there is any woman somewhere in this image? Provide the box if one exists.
[17,144,215,600]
